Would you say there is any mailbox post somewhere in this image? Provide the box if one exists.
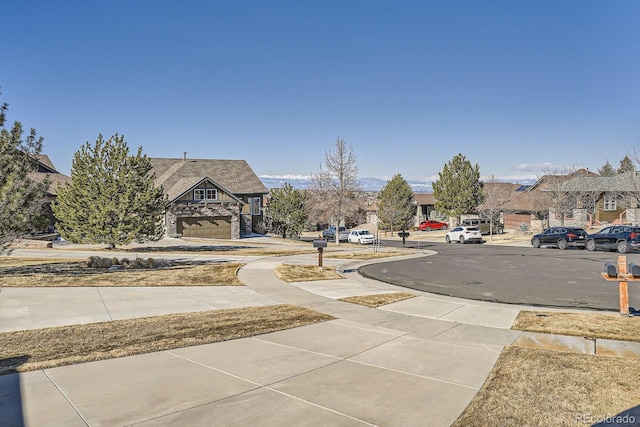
[601,255,640,316]
[398,230,409,246]
[313,240,327,269]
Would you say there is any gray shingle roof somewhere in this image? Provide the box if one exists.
[149,158,267,201]
[549,172,640,192]
[414,193,436,205]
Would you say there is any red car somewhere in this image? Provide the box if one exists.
[419,220,448,231]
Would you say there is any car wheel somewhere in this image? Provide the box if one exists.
[496,227,504,234]
[617,240,629,254]
[532,238,541,248]
[557,239,567,250]
[459,236,465,244]
[445,235,451,243]
[586,239,596,251]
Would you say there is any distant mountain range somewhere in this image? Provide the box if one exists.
[259,175,537,192]
[259,176,433,192]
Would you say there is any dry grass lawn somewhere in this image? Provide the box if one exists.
[339,292,416,307]
[0,305,333,375]
[453,346,640,427]
[275,264,344,282]
[0,258,243,286]
[513,310,640,342]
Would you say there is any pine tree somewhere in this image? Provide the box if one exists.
[264,183,308,238]
[52,134,166,248]
[432,153,485,224]
[598,160,615,176]
[0,96,49,250]
[618,155,634,174]
[376,174,415,234]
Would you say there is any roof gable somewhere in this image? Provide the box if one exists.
[169,177,244,204]
[36,155,58,173]
[26,154,71,196]
[149,158,267,201]
[527,168,598,192]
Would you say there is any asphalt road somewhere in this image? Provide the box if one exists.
[361,241,640,312]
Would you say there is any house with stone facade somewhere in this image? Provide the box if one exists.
[544,172,640,228]
[149,156,267,239]
[500,169,598,231]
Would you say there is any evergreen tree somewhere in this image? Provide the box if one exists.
[598,160,615,176]
[376,174,415,234]
[53,134,166,248]
[264,183,308,238]
[432,153,485,224]
[618,155,634,174]
[0,95,49,251]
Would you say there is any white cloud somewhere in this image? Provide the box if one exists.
[481,173,538,182]
[259,174,312,180]
[515,162,558,172]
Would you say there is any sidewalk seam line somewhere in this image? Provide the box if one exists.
[42,370,90,426]
[95,288,113,321]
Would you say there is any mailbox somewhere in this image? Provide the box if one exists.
[628,263,640,277]
[604,262,618,277]
[313,240,327,248]
[604,261,640,278]
[398,232,410,238]
[313,239,326,269]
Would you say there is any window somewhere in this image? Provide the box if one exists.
[603,195,617,211]
[194,188,217,200]
[249,197,261,215]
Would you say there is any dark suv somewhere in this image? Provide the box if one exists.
[585,226,640,253]
[531,227,587,250]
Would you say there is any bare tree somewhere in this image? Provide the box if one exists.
[309,138,362,244]
[539,165,581,227]
[477,176,514,240]
[540,165,602,227]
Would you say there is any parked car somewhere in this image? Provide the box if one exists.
[585,225,640,253]
[419,219,448,231]
[348,229,375,244]
[445,226,483,244]
[461,218,504,234]
[531,227,588,250]
[322,226,349,242]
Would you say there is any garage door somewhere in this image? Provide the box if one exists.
[177,216,231,239]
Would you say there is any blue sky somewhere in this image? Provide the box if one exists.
[2,1,639,183]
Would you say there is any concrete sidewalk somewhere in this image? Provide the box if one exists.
[0,248,627,426]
